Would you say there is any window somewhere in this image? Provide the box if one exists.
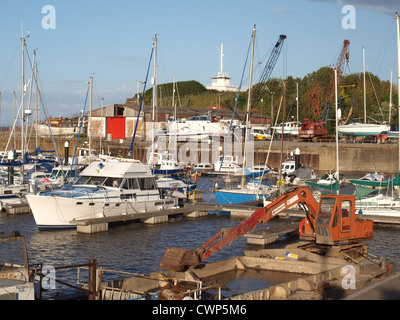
[316,198,336,225]
[114,106,124,116]
[77,176,91,185]
[89,176,107,186]
[341,200,352,232]
[104,178,123,187]
[341,200,351,218]
[138,178,156,190]
[122,178,140,190]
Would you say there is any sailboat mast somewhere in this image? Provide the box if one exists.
[363,47,366,123]
[220,43,224,76]
[335,69,339,194]
[389,68,393,126]
[172,74,176,119]
[151,35,158,166]
[242,25,256,188]
[21,32,25,160]
[88,76,93,164]
[35,60,39,147]
[396,12,400,172]
[396,13,400,109]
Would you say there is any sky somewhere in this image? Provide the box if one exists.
[0,0,399,125]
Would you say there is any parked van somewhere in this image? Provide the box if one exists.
[251,127,271,141]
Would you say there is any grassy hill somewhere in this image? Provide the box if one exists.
[139,80,248,111]
[134,69,398,127]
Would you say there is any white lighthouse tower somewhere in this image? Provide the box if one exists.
[206,43,237,92]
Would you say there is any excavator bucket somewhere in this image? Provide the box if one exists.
[159,247,200,272]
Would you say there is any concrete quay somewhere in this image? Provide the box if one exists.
[9,135,398,175]
[106,139,400,175]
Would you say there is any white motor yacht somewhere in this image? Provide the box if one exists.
[25,159,177,230]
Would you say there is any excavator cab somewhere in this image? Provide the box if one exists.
[300,194,373,245]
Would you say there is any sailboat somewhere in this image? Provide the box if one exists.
[0,32,34,209]
[146,36,183,175]
[355,186,400,218]
[306,172,344,191]
[338,47,390,137]
[348,172,400,190]
[213,26,278,204]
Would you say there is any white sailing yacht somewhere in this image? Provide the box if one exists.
[338,47,389,137]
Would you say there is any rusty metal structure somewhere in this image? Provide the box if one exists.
[299,40,350,140]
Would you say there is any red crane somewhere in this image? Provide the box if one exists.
[299,40,350,141]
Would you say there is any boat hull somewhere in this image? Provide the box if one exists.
[214,188,273,205]
[26,193,176,230]
[338,123,390,137]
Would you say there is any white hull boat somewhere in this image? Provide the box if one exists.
[214,155,240,173]
[338,123,390,137]
[25,159,177,230]
[356,193,400,218]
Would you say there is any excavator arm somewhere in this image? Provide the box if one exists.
[159,187,319,271]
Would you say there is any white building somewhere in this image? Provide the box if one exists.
[206,43,238,92]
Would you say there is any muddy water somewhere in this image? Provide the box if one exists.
[203,269,300,298]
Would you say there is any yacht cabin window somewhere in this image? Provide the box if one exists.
[121,178,140,190]
[138,178,157,190]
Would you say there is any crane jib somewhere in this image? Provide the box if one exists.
[272,194,299,216]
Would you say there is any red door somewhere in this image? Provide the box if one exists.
[107,117,125,139]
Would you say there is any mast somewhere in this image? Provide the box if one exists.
[220,43,224,76]
[172,74,176,119]
[335,69,339,194]
[151,35,158,166]
[100,97,104,155]
[389,68,393,126]
[241,25,256,188]
[396,12,400,172]
[13,90,16,150]
[21,30,25,162]
[396,13,400,110]
[88,76,93,164]
[363,47,366,123]
[35,58,39,147]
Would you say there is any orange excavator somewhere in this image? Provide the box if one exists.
[159,186,373,271]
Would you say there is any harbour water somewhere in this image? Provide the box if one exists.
[1,176,400,298]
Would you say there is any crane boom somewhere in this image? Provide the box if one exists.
[299,40,350,140]
[320,39,350,122]
[250,34,286,115]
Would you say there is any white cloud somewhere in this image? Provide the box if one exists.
[307,0,399,15]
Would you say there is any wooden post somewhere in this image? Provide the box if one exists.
[88,259,98,300]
